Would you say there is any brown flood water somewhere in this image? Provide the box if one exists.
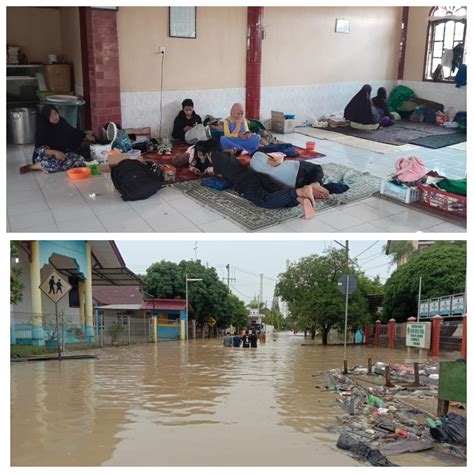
[11,333,465,467]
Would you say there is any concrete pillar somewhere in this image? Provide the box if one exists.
[461,315,467,360]
[85,242,94,342]
[79,7,121,132]
[388,318,396,349]
[431,315,442,357]
[79,280,85,332]
[151,316,157,343]
[375,320,381,347]
[406,316,417,357]
[364,324,370,344]
[30,241,44,346]
[245,7,264,119]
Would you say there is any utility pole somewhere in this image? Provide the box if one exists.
[259,273,264,311]
[224,264,235,289]
[194,241,198,261]
[417,276,422,322]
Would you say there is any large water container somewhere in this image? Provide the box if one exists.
[7,108,37,144]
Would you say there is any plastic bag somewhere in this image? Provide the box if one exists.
[430,413,466,445]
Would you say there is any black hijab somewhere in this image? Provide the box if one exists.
[344,84,375,125]
[372,87,390,117]
[35,104,85,152]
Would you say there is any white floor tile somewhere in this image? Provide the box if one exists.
[317,209,366,230]
[197,218,245,233]
[9,210,57,232]
[424,222,466,233]
[371,209,445,232]
[57,216,107,232]
[99,209,154,232]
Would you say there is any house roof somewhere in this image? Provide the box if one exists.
[96,304,142,311]
[93,285,143,305]
[141,299,189,311]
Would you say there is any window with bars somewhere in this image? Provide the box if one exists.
[424,6,467,82]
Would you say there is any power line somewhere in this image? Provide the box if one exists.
[364,261,392,271]
[354,241,379,259]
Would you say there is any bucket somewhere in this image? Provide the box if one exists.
[306,141,316,152]
[7,108,37,144]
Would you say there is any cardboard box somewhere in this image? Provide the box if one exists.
[271,111,296,134]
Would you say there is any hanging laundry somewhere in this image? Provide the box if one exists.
[452,43,464,72]
[455,64,467,88]
[441,48,454,68]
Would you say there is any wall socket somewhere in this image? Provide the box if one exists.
[159,46,166,55]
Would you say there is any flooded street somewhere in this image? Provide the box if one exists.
[11,333,464,466]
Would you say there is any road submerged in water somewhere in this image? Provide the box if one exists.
[11,332,465,466]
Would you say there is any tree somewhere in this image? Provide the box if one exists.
[10,241,24,305]
[382,241,466,322]
[107,322,125,344]
[384,241,415,265]
[276,248,376,344]
[143,259,245,328]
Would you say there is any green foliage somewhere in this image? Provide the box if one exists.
[276,248,378,344]
[143,259,247,327]
[10,241,24,305]
[384,240,415,265]
[107,322,125,342]
[382,241,466,322]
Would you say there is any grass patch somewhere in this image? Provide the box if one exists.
[11,345,57,358]
[11,343,101,358]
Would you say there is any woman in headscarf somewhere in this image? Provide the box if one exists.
[372,87,394,126]
[20,105,94,174]
[220,103,260,155]
[343,84,380,130]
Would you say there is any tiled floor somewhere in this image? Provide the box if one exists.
[6,132,466,233]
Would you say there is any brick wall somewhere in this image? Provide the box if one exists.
[81,8,121,132]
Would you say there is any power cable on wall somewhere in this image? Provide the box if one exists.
[158,50,165,140]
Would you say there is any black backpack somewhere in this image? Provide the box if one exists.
[111,159,162,201]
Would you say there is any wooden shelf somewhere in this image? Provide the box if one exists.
[7,76,37,81]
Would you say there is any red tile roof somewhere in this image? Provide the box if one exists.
[93,286,143,305]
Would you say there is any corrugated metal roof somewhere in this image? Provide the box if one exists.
[96,304,142,310]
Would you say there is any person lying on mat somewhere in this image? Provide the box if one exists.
[344,84,381,130]
[172,98,204,143]
[20,104,93,174]
[372,87,394,127]
[194,139,316,219]
[250,151,330,199]
[220,103,261,155]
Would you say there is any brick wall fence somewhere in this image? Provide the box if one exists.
[364,315,466,359]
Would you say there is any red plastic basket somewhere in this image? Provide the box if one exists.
[417,183,467,218]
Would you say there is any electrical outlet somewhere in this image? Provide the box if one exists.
[159,46,166,55]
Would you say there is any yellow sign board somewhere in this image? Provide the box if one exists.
[39,270,72,304]
[208,317,217,327]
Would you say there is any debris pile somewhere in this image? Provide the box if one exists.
[316,362,466,466]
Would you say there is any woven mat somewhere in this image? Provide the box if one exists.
[174,162,382,232]
[295,127,420,154]
[318,120,458,146]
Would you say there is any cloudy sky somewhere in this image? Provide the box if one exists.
[116,240,394,306]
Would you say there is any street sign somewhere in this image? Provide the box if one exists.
[39,270,72,304]
[338,275,357,295]
[406,322,431,349]
[208,317,217,327]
